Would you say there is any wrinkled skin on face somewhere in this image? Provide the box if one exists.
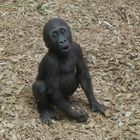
[43,19,72,55]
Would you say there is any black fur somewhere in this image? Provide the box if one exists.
[32,18,106,124]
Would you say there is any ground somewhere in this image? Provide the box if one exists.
[0,0,140,140]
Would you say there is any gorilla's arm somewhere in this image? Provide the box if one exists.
[36,56,47,81]
[76,45,106,114]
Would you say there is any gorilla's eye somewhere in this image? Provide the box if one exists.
[52,31,58,38]
[60,28,66,34]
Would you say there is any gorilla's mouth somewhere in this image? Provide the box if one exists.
[62,46,70,52]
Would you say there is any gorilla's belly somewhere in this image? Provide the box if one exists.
[59,73,79,97]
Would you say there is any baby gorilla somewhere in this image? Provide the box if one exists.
[32,18,106,124]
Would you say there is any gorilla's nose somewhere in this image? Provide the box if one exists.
[59,39,67,45]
